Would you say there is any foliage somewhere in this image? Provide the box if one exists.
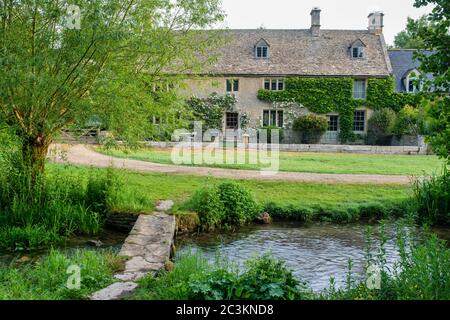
[0,250,121,300]
[0,140,120,250]
[423,97,450,161]
[293,114,328,144]
[258,77,422,143]
[186,182,261,229]
[393,16,429,49]
[263,202,406,224]
[134,252,308,300]
[367,108,397,145]
[186,93,237,131]
[186,186,225,231]
[217,182,261,226]
[393,105,425,136]
[412,166,449,226]
[411,0,450,162]
[322,231,450,300]
[0,0,225,176]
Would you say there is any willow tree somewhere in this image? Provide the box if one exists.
[0,0,224,177]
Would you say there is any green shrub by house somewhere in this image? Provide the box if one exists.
[258,125,285,143]
[257,77,422,143]
[367,108,397,145]
[293,114,329,144]
[393,105,425,136]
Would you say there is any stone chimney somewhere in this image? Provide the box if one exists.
[310,7,321,37]
[368,11,384,34]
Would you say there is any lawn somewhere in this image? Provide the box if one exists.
[49,164,411,214]
[95,146,444,176]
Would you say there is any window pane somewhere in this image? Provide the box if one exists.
[264,80,270,90]
[328,115,338,131]
[271,80,277,91]
[270,110,276,126]
[353,111,366,131]
[256,47,262,57]
[262,47,268,57]
[226,80,232,92]
[277,111,284,128]
[263,110,270,126]
[353,47,359,58]
[353,80,366,99]
[233,79,239,92]
[358,48,364,58]
[226,112,238,129]
[278,80,284,91]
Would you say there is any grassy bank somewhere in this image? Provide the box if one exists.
[96,146,443,176]
[0,250,122,300]
[48,164,411,219]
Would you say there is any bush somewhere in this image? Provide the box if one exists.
[258,126,285,144]
[367,108,396,145]
[186,182,261,229]
[393,105,425,136]
[187,186,224,231]
[293,114,328,144]
[140,253,308,300]
[217,182,261,226]
[412,166,449,226]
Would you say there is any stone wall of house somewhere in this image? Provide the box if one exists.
[180,77,277,130]
[180,77,374,145]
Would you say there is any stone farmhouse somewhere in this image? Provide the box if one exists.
[178,8,425,144]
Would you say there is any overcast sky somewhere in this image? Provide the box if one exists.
[219,0,432,45]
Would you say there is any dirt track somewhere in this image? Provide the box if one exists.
[48,144,412,185]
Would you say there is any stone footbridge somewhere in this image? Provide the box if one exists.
[90,201,176,300]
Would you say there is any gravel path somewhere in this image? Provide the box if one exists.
[49,144,412,185]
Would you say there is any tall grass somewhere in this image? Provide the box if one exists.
[412,165,449,226]
[0,135,120,251]
[0,249,122,300]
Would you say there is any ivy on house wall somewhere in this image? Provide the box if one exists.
[257,76,422,142]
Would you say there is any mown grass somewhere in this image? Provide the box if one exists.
[48,164,411,216]
[96,146,443,176]
[0,249,122,300]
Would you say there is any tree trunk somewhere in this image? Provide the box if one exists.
[21,135,51,181]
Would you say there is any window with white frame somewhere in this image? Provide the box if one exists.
[256,46,268,58]
[226,79,239,92]
[353,110,366,132]
[327,115,339,132]
[352,47,364,58]
[405,71,421,93]
[264,79,285,91]
[263,110,284,127]
[353,80,367,99]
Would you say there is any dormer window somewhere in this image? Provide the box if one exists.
[254,38,270,59]
[403,69,421,93]
[349,39,366,59]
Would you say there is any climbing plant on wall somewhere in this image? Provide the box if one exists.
[257,76,422,142]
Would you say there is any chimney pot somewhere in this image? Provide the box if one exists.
[310,7,321,37]
[368,11,384,34]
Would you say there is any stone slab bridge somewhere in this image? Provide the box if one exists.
[90,201,176,300]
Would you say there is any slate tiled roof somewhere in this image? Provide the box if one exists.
[388,49,433,92]
[196,29,392,77]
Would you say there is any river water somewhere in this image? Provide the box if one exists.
[176,221,449,292]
